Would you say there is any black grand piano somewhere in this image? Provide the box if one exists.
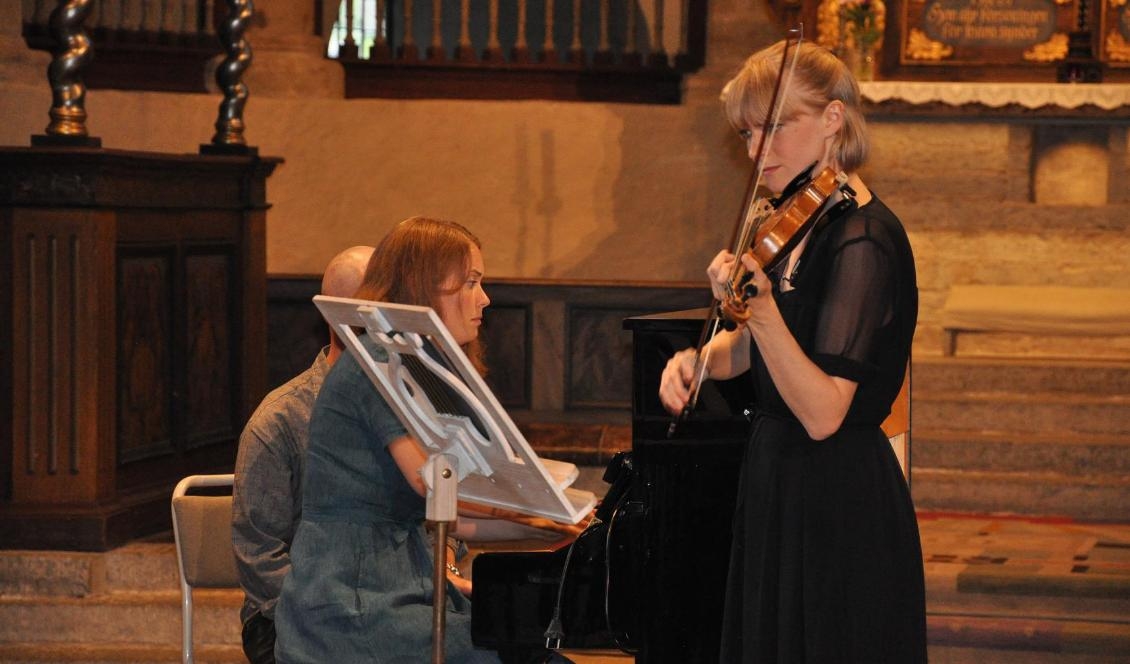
[472,309,754,663]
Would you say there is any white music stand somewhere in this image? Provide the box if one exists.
[314,295,597,662]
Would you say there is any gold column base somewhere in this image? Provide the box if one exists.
[33,107,100,147]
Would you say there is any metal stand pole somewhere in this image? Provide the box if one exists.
[431,518,450,664]
[425,454,458,664]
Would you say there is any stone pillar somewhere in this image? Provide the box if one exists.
[236,0,345,98]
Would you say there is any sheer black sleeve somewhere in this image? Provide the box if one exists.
[810,214,897,383]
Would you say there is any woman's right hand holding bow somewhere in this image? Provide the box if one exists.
[659,347,699,415]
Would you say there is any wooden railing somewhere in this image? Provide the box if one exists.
[32,0,216,36]
[21,0,708,102]
[327,0,709,102]
[22,0,219,92]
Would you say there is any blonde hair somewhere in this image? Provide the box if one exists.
[355,216,486,374]
[721,40,869,173]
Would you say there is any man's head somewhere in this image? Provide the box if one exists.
[322,245,375,365]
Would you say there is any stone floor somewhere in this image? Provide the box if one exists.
[1,512,1128,662]
[556,512,1130,663]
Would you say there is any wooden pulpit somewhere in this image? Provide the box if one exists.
[0,147,279,550]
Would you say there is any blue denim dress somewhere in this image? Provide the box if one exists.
[274,337,499,663]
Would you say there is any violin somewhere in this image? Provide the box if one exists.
[720,163,854,325]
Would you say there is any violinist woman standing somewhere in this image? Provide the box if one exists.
[659,40,927,662]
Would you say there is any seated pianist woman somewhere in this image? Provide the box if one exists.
[273,216,577,664]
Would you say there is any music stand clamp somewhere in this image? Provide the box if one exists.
[313,296,597,663]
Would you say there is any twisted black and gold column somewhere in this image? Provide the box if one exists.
[32,0,101,147]
[202,0,257,155]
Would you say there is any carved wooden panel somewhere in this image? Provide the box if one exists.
[184,252,237,450]
[568,306,644,409]
[268,278,713,415]
[1,148,275,550]
[116,251,174,464]
[5,209,113,504]
[481,304,531,409]
[265,278,328,390]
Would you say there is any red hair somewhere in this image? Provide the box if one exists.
[355,216,486,374]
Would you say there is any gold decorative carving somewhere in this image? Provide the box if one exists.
[1107,0,1128,59]
[905,27,954,60]
[1022,32,1068,61]
[817,0,842,51]
[1107,31,1130,61]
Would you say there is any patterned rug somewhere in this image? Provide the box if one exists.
[919,512,1130,655]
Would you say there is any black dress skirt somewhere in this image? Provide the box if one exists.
[718,194,928,663]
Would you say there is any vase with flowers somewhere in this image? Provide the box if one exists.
[839,0,884,81]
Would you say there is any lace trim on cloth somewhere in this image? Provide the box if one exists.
[860,81,1130,110]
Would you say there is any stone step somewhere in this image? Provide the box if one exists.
[912,429,1130,475]
[925,556,1130,621]
[913,357,1130,395]
[0,589,242,646]
[926,615,1130,662]
[912,391,1130,436]
[0,544,181,598]
[912,469,1130,521]
[102,544,181,593]
[0,551,99,598]
[0,643,245,664]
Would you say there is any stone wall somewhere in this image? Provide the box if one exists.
[869,120,1130,357]
[2,0,1127,362]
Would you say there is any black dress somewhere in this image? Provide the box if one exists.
[718,194,928,663]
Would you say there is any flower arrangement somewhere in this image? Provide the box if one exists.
[816,0,887,79]
[840,0,884,53]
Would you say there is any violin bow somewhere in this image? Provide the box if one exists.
[666,26,805,439]
[729,26,805,282]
